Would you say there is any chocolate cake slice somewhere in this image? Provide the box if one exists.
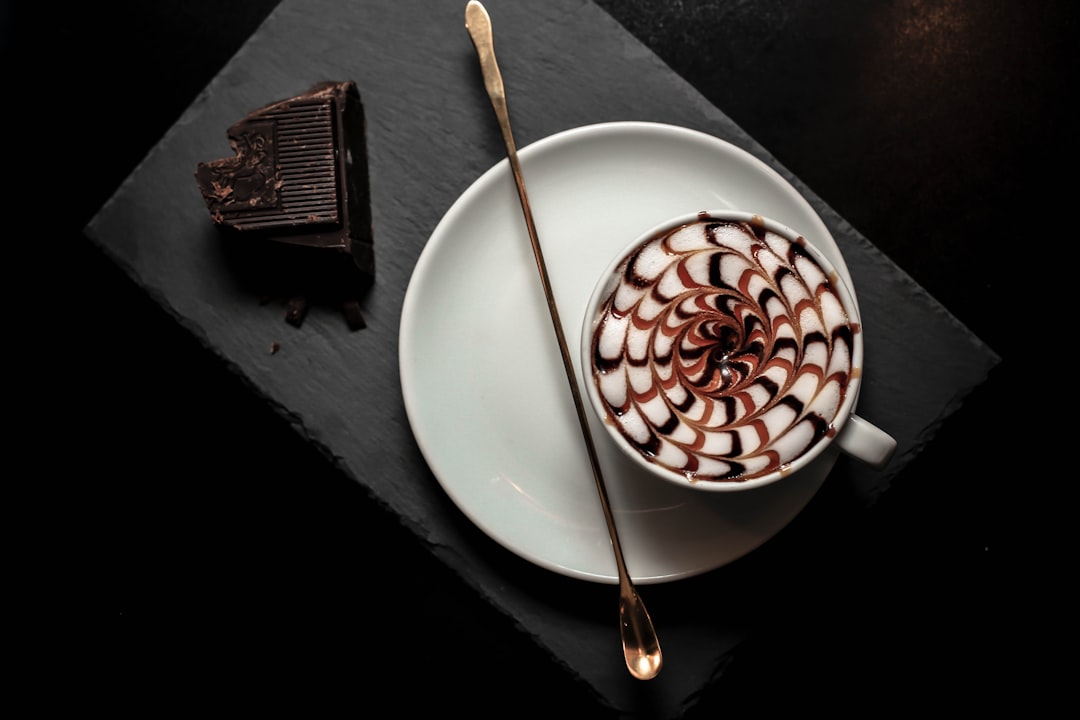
[195,80,374,329]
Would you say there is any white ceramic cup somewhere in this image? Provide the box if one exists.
[581,210,896,492]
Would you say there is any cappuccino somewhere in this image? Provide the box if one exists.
[587,212,862,484]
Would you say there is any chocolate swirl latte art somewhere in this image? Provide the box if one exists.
[588,214,860,484]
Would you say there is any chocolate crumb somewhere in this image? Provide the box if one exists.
[342,300,367,330]
[285,296,309,327]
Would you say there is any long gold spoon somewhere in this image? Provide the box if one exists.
[464,0,662,681]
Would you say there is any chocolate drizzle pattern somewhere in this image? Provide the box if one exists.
[589,215,858,483]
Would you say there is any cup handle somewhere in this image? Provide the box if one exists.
[834,414,897,469]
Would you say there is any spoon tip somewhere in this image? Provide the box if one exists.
[627,651,663,680]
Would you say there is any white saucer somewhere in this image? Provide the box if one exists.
[399,121,847,585]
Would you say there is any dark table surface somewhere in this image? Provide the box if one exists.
[37,0,1070,715]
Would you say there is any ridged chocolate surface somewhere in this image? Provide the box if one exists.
[222,99,340,231]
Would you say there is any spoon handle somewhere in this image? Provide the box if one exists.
[464,0,662,681]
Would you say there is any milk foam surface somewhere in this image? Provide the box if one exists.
[589,217,857,483]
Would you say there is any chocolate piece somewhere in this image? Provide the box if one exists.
[195,81,374,329]
[196,80,374,270]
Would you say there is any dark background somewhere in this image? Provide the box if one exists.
[23,0,1070,715]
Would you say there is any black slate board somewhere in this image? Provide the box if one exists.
[84,0,999,715]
